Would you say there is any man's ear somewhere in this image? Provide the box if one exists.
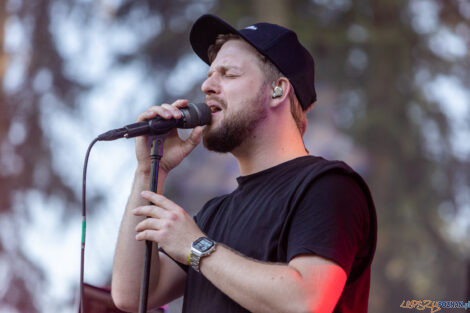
[270,77,291,109]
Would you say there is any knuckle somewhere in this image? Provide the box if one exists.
[174,206,185,215]
[146,218,155,228]
[162,220,171,229]
[155,195,167,206]
[167,212,178,221]
[149,197,160,207]
[148,205,157,216]
[146,106,169,119]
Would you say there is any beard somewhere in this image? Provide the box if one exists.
[202,91,267,153]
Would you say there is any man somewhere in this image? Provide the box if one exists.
[111,14,377,313]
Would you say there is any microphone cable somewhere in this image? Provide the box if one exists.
[80,137,99,313]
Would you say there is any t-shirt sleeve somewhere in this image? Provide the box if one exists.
[286,171,369,276]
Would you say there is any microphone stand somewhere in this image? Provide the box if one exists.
[139,134,167,313]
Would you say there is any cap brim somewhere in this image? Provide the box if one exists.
[190,14,242,65]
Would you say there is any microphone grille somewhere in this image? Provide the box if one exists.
[184,102,212,127]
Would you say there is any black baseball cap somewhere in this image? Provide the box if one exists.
[190,14,317,111]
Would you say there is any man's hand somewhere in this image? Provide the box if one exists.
[135,99,203,175]
[133,191,205,264]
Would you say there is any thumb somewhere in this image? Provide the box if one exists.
[181,126,203,156]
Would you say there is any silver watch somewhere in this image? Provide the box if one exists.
[189,237,216,272]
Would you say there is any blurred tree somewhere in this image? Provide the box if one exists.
[0,0,91,310]
[295,1,470,309]
[0,0,214,311]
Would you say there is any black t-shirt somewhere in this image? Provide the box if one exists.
[178,156,377,313]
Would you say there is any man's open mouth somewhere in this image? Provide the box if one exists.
[209,105,222,113]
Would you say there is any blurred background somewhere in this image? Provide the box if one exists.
[0,0,469,312]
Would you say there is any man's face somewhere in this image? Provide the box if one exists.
[201,39,269,153]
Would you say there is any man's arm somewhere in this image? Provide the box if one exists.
[111,170,187,311]
[111,100,203,311]
[199,245,347,313]
[134,191,348,313]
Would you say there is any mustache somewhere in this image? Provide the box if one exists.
[205,96,227,110]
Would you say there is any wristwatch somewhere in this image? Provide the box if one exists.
[188,237,216,272]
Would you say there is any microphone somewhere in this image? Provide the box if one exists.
[97,102,211,141]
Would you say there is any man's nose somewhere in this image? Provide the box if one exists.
[201,75,220,95]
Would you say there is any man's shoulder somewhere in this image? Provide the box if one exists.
[289,155,359,183]
[305,155,354,171]
[302,156,374,206]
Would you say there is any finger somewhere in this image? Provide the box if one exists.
[181,126,202,156]
[135,229,160,242]
[172,99,188,108]
[137,109,156,122]
[132,205,166,218]
[135,217,165,233]
[140,191,181,212]
[137,105,173,122]
[161,104,182,119]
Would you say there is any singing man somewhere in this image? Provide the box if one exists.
[111,14,377,313]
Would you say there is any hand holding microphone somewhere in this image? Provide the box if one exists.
[98,101,211,141]
[99,100,211,175]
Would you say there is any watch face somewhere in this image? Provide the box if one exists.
[193,237,214,252]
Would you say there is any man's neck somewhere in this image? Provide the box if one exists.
[232,125,308,176]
